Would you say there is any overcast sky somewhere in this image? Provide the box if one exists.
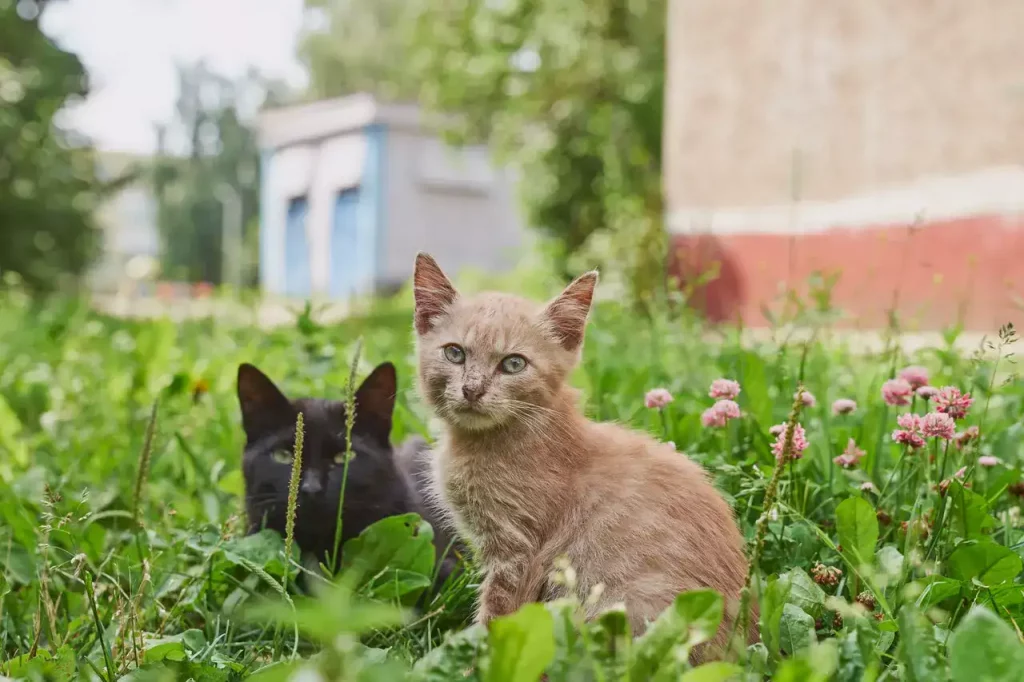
[41,0,308,154]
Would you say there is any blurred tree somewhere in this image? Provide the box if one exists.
[299,0,422,101]
[0,0,107,293]
[410,0,668,306]
[152,64,281,286]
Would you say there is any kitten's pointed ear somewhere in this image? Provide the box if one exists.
[542,271,599,351]
[354,362,397,440]
[237,364,291,433]
[413,252,458,335]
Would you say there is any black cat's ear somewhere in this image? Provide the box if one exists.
[237,363,291,434]
[353,362,397,441]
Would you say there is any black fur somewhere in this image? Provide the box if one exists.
[236,362,460,586]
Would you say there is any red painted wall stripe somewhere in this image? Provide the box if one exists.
[669,215,1024,331]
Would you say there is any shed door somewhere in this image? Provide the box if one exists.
[330,187,362,298]
[284,196,311,297]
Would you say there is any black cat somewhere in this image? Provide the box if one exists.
[236,361,459,587]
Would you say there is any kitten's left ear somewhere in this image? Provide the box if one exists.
[413,253,459,335]
[542,271,599,351]
[353,362,397,440]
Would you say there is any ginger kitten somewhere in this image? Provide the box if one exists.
[412,252,754,660]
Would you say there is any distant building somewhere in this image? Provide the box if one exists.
[664,1,1024,330]
[255,93,527,300]
[90,152,161,293]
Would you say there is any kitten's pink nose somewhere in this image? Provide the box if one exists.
[462,384,485,403]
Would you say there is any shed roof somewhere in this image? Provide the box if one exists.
[257,92,430,149]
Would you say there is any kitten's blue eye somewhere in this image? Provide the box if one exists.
[500,354,527,374]
[443,344,466,364]
[271,449,293,464]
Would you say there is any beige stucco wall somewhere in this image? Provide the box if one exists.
[664,0,1024,210]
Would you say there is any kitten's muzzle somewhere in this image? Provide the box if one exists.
[461,383,486,403]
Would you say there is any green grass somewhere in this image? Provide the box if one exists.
[1,290,1023,681]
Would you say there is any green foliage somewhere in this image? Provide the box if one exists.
[340,513,437,603]
[897,606,946,682]
[629,590,724,678]
[151,63,275,285]
[780,568,825,619]
[484,604,556,682]
[299,0,423,102]
[777,605,815,657]
[947,607,1024,682]
[946,540,1022,587]
[1,283,1024,679]
[0,0,106,293]
[835,497,879,567]
[411,624,487,681]
[409,0,668,302]
[760,574,792,661]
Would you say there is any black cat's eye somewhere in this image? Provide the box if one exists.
[333,451,351,464]
[270,449,294,464]
[443,344,466,364]
[500,354,528,374]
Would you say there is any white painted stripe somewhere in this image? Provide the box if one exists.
[667,166,1024,235]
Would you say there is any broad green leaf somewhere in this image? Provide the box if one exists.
[244,576,406,643]
[836,497,879,566]
[947,540,1023,586]
[948,482,997,540]
[739,351,772,425]
[141,633,187,663]
[773,658,819,682]
[875,545,904,579]
[247,660,311,682]
[629,589,725,678]
[761,574,792,659]
[342,513,436,600]
[773,640,839,682]
[781,567,827,618]
[485,603,556,682]
[220,529,289,573]
[585,606,631,680]
[367,568,433,601]
[672,589,726,644]
[411,624,487,682]
[948,606,1024,682]
[0,393,28,469]
[679,662,742,681]
[4,645,78,680]
[915,576,962,609]
[117,662,184,682]
[0,540,36,585]
[835,620,880,682]
[546,599,588,682]
[745,643,770,676]
[778,604,815,656]
[896,606,944,682]
[990,584,1024,609]
[216,469,245,497]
